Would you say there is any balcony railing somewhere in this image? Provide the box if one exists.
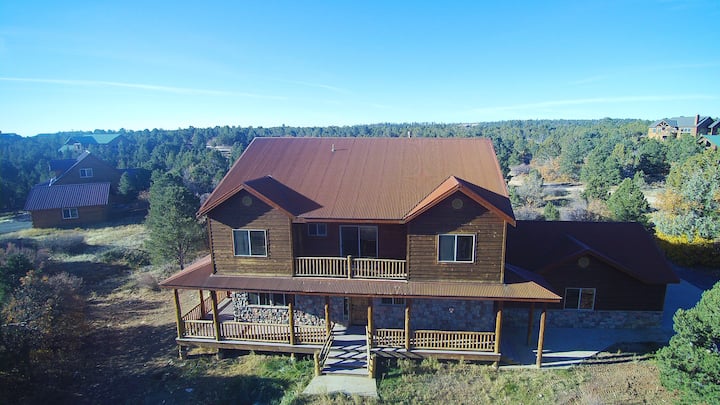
[294,256,407,279]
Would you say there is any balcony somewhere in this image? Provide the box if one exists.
[294,256,407,280]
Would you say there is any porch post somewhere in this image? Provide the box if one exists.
[324,296,331,336]
[526,303,535,345]
[198,290,206,317]
[494,301,503,354]
[347,255,352,279]
[288,301,296,345]
[210,290,222,341]
[536,304,547,368]
[367,299,374,337]
[404,299,412,350]
[173,289,184,339]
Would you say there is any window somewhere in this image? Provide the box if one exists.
[247,293,290,307]
[233,229,267,256]
[438,234,475,262]
[340,226,377,258]
[564,288,596,310]
[62,207,79,219]
[79,168,93,178]
[381,297,406,306]
[308,223,327,237]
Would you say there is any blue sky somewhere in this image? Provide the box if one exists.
[1,0,719,136]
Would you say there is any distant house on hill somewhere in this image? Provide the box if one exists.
[24,152,123,228]
[648,115,714,140]
[699,134,720,150]
[58,133,126,154]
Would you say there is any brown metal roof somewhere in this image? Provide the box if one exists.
[199,137,513,222]
[505,221,679,284]
[24,182,111,211]
[160,255,560,303]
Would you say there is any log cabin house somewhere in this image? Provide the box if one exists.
[160,137,677,372]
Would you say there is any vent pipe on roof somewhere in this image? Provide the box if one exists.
[407,130,412,138]
[331,143,335,152]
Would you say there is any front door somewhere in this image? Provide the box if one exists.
[350,297,369,325]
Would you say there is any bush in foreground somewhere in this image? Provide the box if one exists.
[657,282,720,403]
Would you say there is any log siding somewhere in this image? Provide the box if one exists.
[407,193,505,282]
[209,191,293,276]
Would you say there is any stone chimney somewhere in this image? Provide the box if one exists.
[695,114,700,126]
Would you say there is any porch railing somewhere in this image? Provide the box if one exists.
[182,294,214,321]
[294,256,407,279]
[372,328,496,352]
[183,320,214,338]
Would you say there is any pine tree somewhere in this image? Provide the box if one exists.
[657,282,720,403]
[606,176,649,225]
[542,202,560,221]
[145,172,204,269]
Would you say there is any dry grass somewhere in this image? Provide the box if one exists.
[0,219,680,404]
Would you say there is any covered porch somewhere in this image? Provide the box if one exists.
[161,256,560,372]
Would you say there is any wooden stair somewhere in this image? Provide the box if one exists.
[322,326,369,376]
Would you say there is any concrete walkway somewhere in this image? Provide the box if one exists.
[302,375,378,398]
[501,275,706,368]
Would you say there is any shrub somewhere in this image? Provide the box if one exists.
[655,232,720,268]
[40,233,85,254]
[656,282,720,403]
[100,247,150,267]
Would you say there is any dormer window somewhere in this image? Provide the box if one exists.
[79,168,93,178]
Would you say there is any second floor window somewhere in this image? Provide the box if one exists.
[79,168,93,178]
[381,297,406,306]
[438,234,475,262]
[233,229,267,257]
[308,223,327,237]
[340,225,378,258]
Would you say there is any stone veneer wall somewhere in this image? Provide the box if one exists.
[504,307,664,329]
[372,298,495,331]
[232,292,347,327]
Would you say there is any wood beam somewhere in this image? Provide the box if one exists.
[536,304,547,368]
[324,296,331,336]
[210,290,222,341]
[526,303,535,345]
[173,289,184,339]
[494,301,503,354]
[198,290,206,317]
[288,301,296,345]
[367,299,374,337]
[404,299,412,351]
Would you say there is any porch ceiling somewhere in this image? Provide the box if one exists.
[161,255,561,303]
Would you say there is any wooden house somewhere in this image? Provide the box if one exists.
[24,152,121,228]
[160,137,677,372]
[648,115,714,140]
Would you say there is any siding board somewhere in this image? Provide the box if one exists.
[407,193,505,282]
[209,192,292,276]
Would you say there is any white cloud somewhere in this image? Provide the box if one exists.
[0,77,286,99]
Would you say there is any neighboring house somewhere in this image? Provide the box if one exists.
[24,182,112,228]
[160,137,678,369]
[710,119,720,135]
[24,152,121,228]
[57,133,125,154]
[648,115,714,140]
[699,135,720,150]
